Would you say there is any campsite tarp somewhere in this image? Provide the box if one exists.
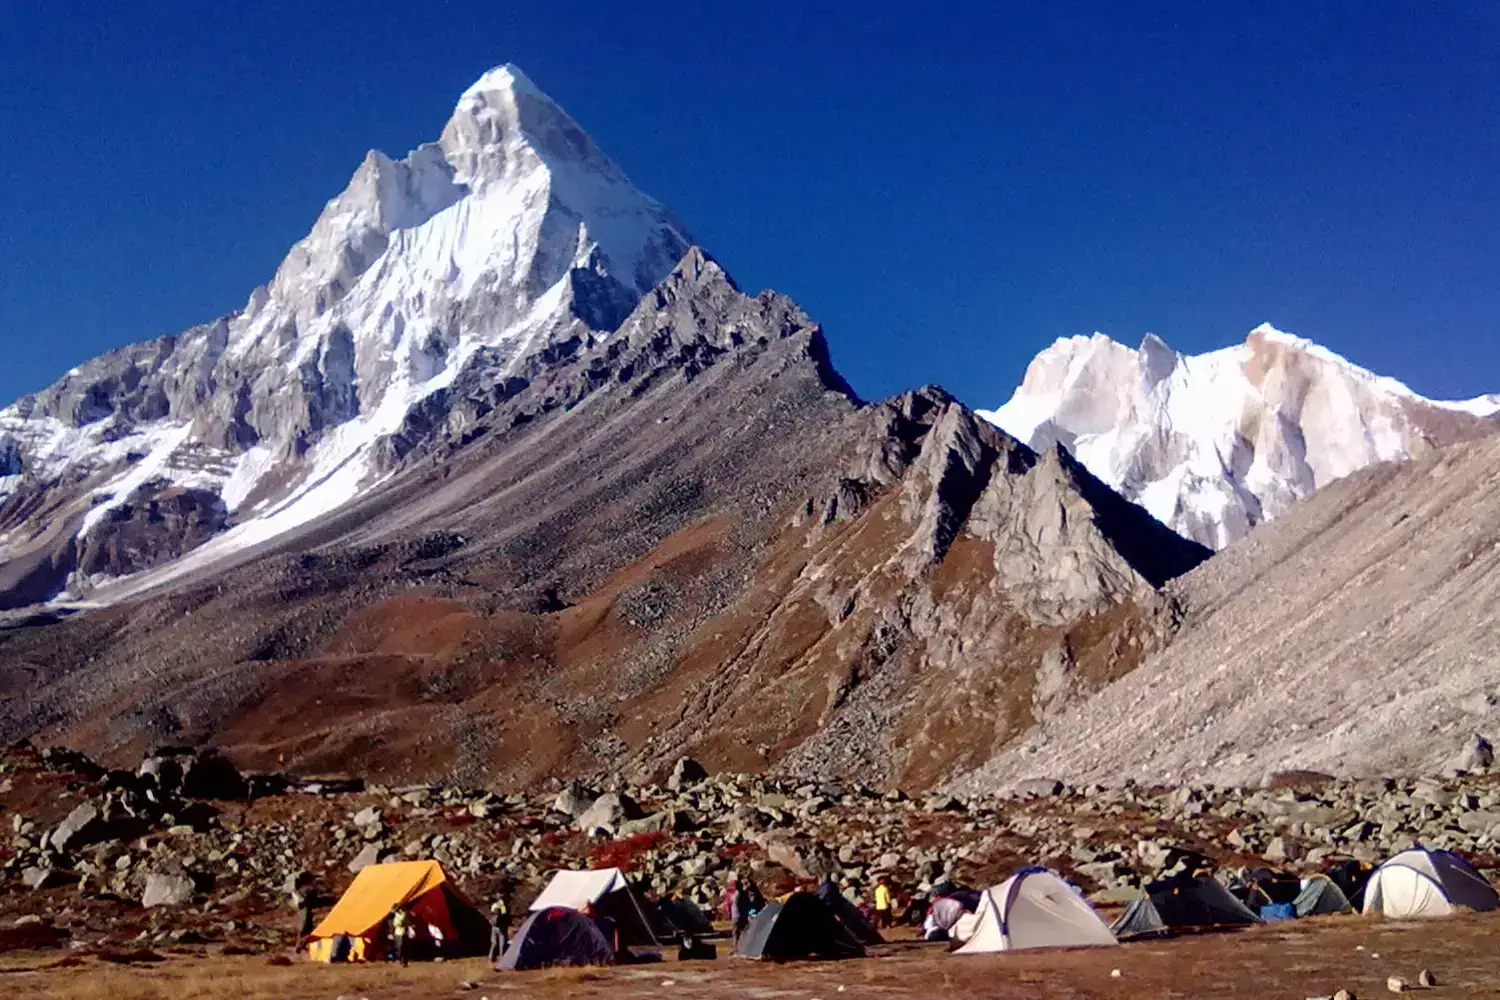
[954,869,1117,954]
[307,860,488,962]
[1111,875,1261,939]
[498,906,617,971]
[735,894,865,961]
[1362,848,1499,919]
[529,868,658,946]
[1294,874,1353,917]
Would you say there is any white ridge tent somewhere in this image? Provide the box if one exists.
[1362,848,1499,919]
[954,869,1118,954]
[528,867,659,945]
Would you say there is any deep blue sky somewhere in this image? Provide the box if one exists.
[2,2,1497,408]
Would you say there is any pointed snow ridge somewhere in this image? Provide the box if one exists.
[461,63,547,102]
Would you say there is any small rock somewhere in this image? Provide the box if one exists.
[1110,969,1122,979]
[1333,990,1355,1000]
[1417,971,1436,988]
[1386,977,1406,994]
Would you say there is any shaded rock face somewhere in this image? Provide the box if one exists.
[74,485,229,582]
[0,243,1207,792]
[958,429,1500,790]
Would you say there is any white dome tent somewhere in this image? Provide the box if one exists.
[954,868,1118,954]
[1362,848,1499,919]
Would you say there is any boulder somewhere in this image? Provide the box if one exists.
[48,802,105,853]
[21,866,63,890]
[348,843,389,873]
[756,833,836,879]
[1013,778,1065,799]
[137,756,184,792]
[141,872,196,908]
[1263,836,1292,864]
[180,751,248,799]
[923,795,964,813]
[552,781,597,819]
[616,811,693,838]
[352,806,383,829]
[667,757,708,792]
[576,793,643,835]
[1447,734,1494,773]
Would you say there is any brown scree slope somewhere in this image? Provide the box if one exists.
[0,249,1209,790]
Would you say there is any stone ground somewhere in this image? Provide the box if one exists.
[5,914,1500,999]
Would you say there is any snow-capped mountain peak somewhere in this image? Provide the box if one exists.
[980,325,1499,549]
[0,64,692,608]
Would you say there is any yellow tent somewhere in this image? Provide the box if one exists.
[307,860,489,962]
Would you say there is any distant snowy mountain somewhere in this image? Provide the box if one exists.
[0,65,690,607]
[980,324,1500,548]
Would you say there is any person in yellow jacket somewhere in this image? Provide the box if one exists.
[873,874,894,929]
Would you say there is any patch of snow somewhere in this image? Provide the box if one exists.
[78,424,195,535]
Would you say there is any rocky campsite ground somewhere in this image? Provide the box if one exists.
[6,744,1500,997]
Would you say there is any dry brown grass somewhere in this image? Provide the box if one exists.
[0,954,495,1000]
[9,912,1500,999]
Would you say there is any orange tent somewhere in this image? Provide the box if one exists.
[307,860,489,962]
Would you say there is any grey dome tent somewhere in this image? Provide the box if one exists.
[498,906,616,971]
[816,880,884,945]
[653,897,715,938]
[1362,848,1499,918]
[1111,875,1261,939]
[1294,874,1353,917]
[735,893,865,961]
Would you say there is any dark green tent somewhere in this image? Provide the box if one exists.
[1111,876,1260,939]
[735,894,865,961]
[1293,875,1353,917]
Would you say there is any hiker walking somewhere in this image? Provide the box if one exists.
[874,874,894,929]
[488,895,511,963]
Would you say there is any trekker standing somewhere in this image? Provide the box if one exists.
[722,873,739,927]
[873,874,894,929]
[292,887,317,941]
[488,895,511,963]
[746,879,765,916]
[390,907,412,966]
[730,880,752,948]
